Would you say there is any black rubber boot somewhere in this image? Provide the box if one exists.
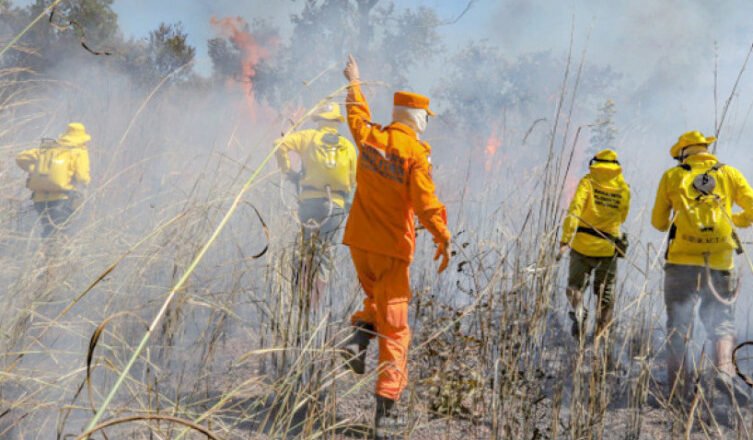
[374,395,404,440]
[341,321,373,374]
[715,372,751,405]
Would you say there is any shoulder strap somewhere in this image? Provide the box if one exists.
[677,162,725,172]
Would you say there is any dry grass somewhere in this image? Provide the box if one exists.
[0,54,752,440]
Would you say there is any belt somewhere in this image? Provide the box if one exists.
[576,226,619,243]
[301,185,348,199]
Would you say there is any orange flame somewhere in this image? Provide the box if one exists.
[211,16,271,120]
[484,127,502,172]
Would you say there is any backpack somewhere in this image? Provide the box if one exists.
[671,163,738,255]
[303,132,350,185]
[26,140,73,192]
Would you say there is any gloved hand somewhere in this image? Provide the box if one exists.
[556,243,569,261]
[732,212,753,228]
[68,190,84,211]
[434,239,451,274]
[343,54,360,83]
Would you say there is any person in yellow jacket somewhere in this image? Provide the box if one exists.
[558,149,630,341]
[652,130,753,404]
[16,123,91,237]
[275,102,357,242]
[275,103,357,299]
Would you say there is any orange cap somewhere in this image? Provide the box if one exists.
[394,91,435,116]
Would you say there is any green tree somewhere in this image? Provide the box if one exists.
[53,0,118,46]
[145,22,195,81]
[0,0,120,72]
[207,37,239,79]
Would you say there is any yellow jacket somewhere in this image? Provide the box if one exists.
[16,147,91,202]
[561,169,630,257]
[652,152,753,270]
[275,126,357,208]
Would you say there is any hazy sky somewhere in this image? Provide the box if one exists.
[12,1,753,90]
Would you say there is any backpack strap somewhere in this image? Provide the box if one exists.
[665,223,677,260]
[677,162,725,172]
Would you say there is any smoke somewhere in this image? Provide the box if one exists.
[4,0,753,435]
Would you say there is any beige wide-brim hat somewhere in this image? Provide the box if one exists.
[57,122,91,147]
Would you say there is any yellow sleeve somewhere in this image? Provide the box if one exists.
[274,131,309,173]
[651,172,672,232]
[621,184,631,224]
[345,138,357,192]
[730,168,753,228]
[15,149,39,172]
[74,149,91,185]
[409,150,450,244]
[561,178,590,244]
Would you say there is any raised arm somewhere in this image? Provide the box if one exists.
[343,54,381,151]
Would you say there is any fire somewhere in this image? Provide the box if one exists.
[484,127,502,172]
[210,16,271,120]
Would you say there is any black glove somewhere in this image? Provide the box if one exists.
[286,171,302,186]
[615,233,628,258]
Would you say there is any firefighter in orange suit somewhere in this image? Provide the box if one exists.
[341,55,451,437]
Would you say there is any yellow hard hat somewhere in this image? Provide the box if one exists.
[314,102,345,122]
[670,130,715,159]
[589,148,621,171]
[57,122,91,147]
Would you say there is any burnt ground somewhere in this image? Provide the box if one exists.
[197,332,753,439]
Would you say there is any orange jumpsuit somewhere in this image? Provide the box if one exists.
[344,83,450,400]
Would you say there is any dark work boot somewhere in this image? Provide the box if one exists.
[714,336,752,405]
[715,372,751,405]
[569,310,588,340]
[374,395,404,440]
[341,321,373,374]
